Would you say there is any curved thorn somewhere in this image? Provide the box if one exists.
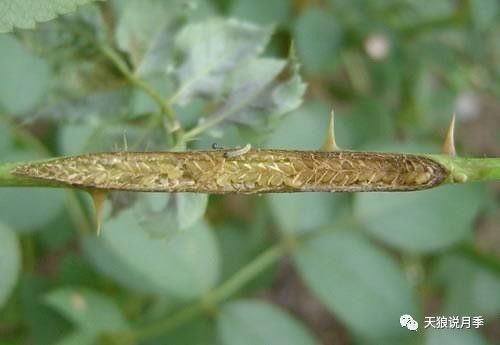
[90,190,108,236]
[322,109,339,151]
[442,113,456,156]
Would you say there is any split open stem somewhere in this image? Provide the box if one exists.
[1,154,499,190]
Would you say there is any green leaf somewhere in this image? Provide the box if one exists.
[266,101,352,150]
[20,275,73,345]
[295,231,417,340]
[138,193,209,237]
[325,0,372,24]
[84,205,219,298]
[172,18,273,105]
[217,300,318,345]
[115,0,175,70]
[37,211,75,250]
[414,68,457,129]
[155,317,217,345]
[176,193,209,230]
[215,223,267,282]
[230,0,291,25]
[271,69,307,116]
[0,0,101,32]
[469,0,498,30]
[58,123,99,155]
[55,254,101,287]
[396,0,455,25]
[426,329,489,345]
[267,193,350,235]
[210,51,307,134]
[0,122,12,154]
[294,8,342,74]
[0,35,50,115]
[355,184,486,253]
[0,223,20,308]
[0,152,65,232]
[58,122,146,155]
[346,97,395,149]
[45,288,128,335]
[201,57,285,132]
[36,88,132,123]
[432,254,500,317]
[13,4,107,59]
[119,0,217,77]
[225,57,286,100]
[133,22,180,78]
[130,77,174,115]
[83,234,153,292]
[54,331,96,345]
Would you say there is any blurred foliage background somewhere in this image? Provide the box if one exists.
[0,0,499,344]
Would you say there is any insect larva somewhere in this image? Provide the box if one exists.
[212,143,252,158]
[12,150,449,194]
[224,144,252,158]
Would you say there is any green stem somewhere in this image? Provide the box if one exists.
[210,244,285,302]
[179,83,268,143]
[457,243,500,277]
[0,161,91,233]
[0,162,41,187]
[20,234,36,273]
[0,158,74,188]
[100,45,187,147]
[132,302,204,342]
[427,155,500,184]
[131,244,285,342]
[180,110,229,144]
[0,117,92,233]
[99,45,177,124]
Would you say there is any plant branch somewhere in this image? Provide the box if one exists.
[0,162,60,187]
[457,243,500,277]
[427,155,500,184]
[125,214,357,343]
[0,117,92,234]
[99,45,177,124]
[179,85,268,143]
[1,153,499,190]
[210,243,285,302]
[130,243,286,342]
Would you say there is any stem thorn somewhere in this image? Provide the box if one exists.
[442,113,457,156]
[322,109,339,151]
